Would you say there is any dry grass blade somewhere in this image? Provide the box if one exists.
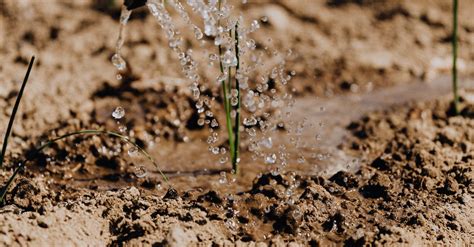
[0,129,169,204]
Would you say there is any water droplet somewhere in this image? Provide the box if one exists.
[297,156,305,164]
[222,50,238,67]
[219,171,227,184]
[192,88,200,99]
[251,20,260,31]
[219,156,228,164]
[193,26,203,39]
[246,39,256,50]
[211,119,219,127]
[135,166,147,178]
[231,89,239,97]
[128,146,138,156]
[217,72,227,83]
[243,117,257,126]
[112,106,125,119]
[120,7,132,24]
[261,16,268,22]
[111,54,126,71]
[118,125,127,133]
[231,97,238,106]
[260,137,273,148]
[265,153,277,164]
[209,53,218,61]
[197,119,205,126]
[271,169,279,176]
[204,21,216,36]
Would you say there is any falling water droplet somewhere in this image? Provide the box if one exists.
[222,50,238,67]
[265,153,277,164]
[112,106,125,119]
[260,137,273,148]
[219,171,227,184]
[193,25,203,39]
[111,54,126,71]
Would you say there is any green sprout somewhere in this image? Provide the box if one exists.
[452,0,459,114]
[217,0,241,174]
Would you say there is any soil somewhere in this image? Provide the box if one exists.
[0,0,473,246]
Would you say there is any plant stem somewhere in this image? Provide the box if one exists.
[0,56,35,169]
[0,129,169,204]
[452,0,459,114]
[232,23,241,174]
[217,0,235,171]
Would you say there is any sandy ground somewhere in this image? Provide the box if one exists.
[0,0,473,245]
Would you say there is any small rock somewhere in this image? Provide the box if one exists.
[121,186,140,201]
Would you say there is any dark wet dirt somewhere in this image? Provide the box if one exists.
[1,0,474,246]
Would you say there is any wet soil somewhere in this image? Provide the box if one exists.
[0,0,474,246]
[1,95,473,245]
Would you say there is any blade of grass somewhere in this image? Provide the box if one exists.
[452,0,459,114]
[0,129,169,204]
[0,56,35,169]
[217,0,235,170]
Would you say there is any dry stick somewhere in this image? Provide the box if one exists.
[0,56,35,169]
[452,0,459,114]
[232,23,241,174]
[0,129,169,204]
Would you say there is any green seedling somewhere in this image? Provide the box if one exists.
[217,0,241,175]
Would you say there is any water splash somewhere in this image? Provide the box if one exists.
[111,6,132,73]
[109,0,317,176]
